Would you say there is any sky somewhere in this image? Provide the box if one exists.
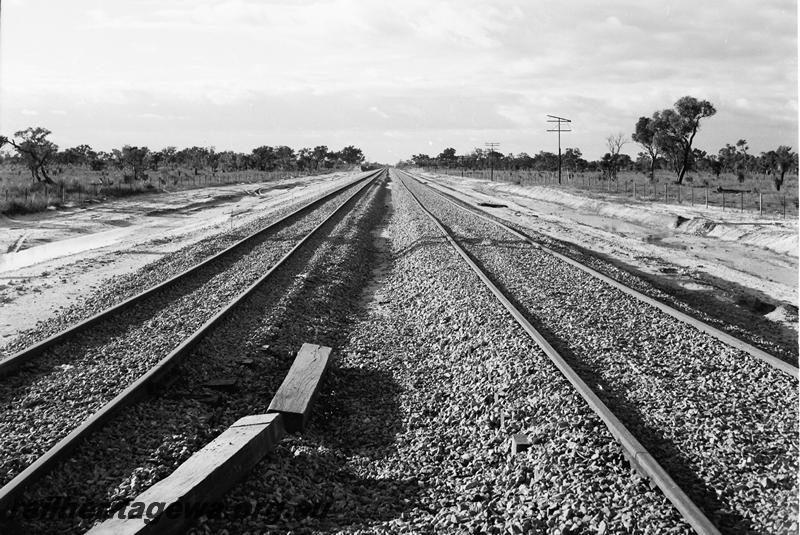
[0,0,797,163]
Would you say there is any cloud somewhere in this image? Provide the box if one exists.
[369,106,391,119]
[0,0,795,161]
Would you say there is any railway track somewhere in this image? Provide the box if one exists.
[0,169,382,377]
[0,169,386,515]
[1,168,794,533]
[394,169,797,534]
[415,173,799,373]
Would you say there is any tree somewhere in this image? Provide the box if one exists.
[217,150,239,172]
[761,146,797,191]
[274,145,295,170]
[617,153,634,172]
[207,147,221,173]
[461,149,485,170]
[179,146,210,175]
[250,146,276,171]
[632,117,661,180]
[691,149,710,175]
[59,144,95,166]
[296,148,314,171]
[411,154,432,167]
[512,152,535,170]
[110,148,126,172]
[339,145,365,165]
[562,148,586,173]
[437,147,457,168]
[717,143,738,173]
[532,151,559,171]
[90,151,111,174]
[158,146,178,169]
[651,96,716,184]
[121,146,150,181]
[7,127,59,183]
[312,146,329,170]
[605,133,627,179]
[323,148,341,169]
[707,155,723,178]
[718,140,751,182]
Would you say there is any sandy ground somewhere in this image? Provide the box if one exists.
[0,171,360,341]
[418,171,798,332]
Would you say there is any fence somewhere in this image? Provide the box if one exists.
[0,168,338,215]
[431,168,798,219]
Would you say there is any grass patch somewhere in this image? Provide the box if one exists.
[0,165,349,215]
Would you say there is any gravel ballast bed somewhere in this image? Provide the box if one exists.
[0,171,367,359]
[10,178,389,534]
[426,177,797,364]
[0,177,372,489]
[188,173,691,534]
[402,173,798,534]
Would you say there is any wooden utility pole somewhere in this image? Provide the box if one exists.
[485,142,500,181]
[547,115,571,184]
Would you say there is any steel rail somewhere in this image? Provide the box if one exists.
[0,170,385,512]
[407,171,798,378]
[0,169,383,378]
[394,169,721,535]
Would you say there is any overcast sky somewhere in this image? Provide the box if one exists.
[0,0,796,163]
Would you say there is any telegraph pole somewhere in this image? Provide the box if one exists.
[546,115,571,184]
[485,142,500,181]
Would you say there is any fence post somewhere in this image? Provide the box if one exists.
[705,187,709,208]
[783,195,786,219]
[633,182,636,198]
[690,187,693,205]
[759,192,763,216]
[740,191,743,212]
[664,184,667,203]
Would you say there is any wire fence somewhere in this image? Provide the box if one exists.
[0,168,344,215]
[431,168,798,219]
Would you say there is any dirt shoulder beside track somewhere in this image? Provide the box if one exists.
[0,171,360,341]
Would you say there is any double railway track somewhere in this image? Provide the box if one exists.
[1,167,794,534]
[394,168,797,535]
